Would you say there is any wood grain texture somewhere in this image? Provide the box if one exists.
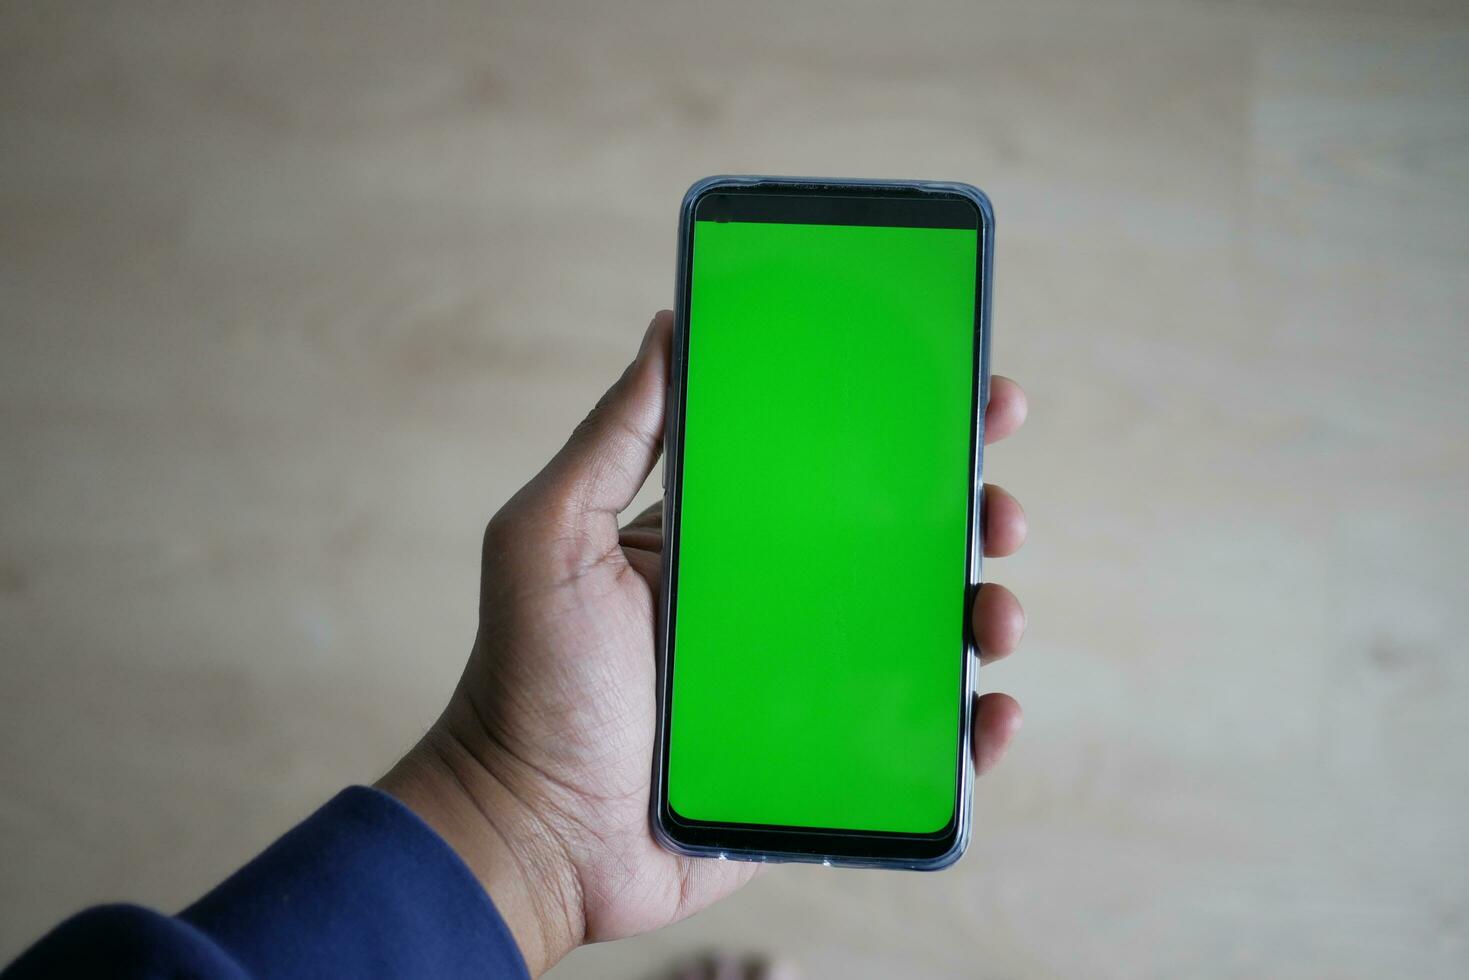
[1,1,1466,976]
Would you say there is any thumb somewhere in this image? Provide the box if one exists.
[538,310,671,519]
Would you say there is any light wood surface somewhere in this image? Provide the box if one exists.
[2,2,1467,976]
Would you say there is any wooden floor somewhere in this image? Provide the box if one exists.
[2,1,1467,975]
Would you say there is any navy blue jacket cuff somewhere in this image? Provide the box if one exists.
[4,786,531,979]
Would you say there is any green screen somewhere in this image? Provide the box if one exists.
[668,218,979,834]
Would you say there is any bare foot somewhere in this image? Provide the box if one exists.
[666,951,799,980]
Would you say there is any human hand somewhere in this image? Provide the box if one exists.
[378,311,1029,976]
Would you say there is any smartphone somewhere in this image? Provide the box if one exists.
[651,176,993,870]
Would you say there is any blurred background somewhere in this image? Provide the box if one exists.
[2,1,1467,976]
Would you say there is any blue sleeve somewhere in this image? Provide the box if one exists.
[2,787,531,980]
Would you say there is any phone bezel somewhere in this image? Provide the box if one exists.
[651,176,994,870]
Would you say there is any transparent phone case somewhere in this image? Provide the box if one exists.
[650,176,995,870]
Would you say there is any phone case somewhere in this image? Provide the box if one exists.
[651,175,995,870]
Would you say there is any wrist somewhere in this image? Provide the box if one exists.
[377,727,585,977]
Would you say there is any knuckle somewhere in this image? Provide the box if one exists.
[482,510,520,561]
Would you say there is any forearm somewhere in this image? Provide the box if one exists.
[3,787,532,980]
